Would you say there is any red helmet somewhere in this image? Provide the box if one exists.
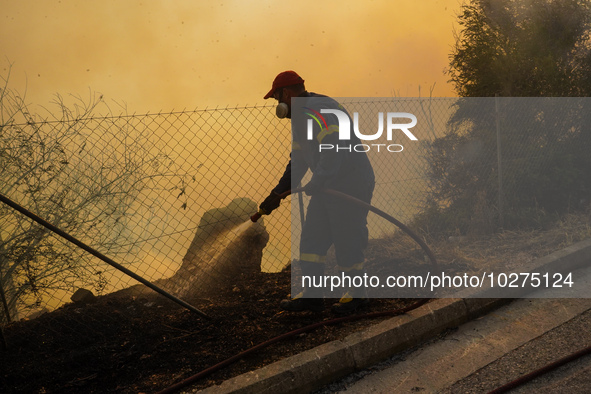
[264,71,305,99]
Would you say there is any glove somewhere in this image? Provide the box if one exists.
[259,191,282,215]
[304,180,323,196]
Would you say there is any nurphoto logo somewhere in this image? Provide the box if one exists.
[305,107,418,152]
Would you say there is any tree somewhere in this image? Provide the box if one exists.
[0,69,193,322]
[421,0,591,235]
[448,0,591,97]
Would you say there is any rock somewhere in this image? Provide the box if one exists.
[166,198,269,299]
[107,198,270,303]
[71,288,96,304]
[182,197,260,262]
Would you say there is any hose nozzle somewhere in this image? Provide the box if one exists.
[250,211,262,222]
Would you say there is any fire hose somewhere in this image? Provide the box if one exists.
[157,188,589,393]
[156,188,437,393]
[251,187,438,267]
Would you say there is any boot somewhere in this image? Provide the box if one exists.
[280,260,325,312]
[331,291,369,314]
[332,266,369,315]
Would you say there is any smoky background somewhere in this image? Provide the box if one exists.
[290,97,591,299]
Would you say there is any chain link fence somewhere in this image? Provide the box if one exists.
[0,95,295,322]
[420,97,591,235]
[1,92,590,389]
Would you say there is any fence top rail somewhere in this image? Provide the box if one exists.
[7,103,279,126]
[7,97,458,126]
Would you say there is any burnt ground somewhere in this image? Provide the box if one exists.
[0,265,419,394]
[4,210,588,394]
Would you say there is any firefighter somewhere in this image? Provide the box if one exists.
[259,71,375,314]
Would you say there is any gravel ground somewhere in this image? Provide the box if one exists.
[441,306,591,393]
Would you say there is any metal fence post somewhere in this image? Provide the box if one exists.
[0,279,9,350]
[495,94,504,228]
[0,277,11,324]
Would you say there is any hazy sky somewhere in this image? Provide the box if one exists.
[1,0,461,113]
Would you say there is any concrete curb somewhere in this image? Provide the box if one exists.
[191,238,591,394]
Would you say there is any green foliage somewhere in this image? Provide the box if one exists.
[449,0,591,97]
[422,0,591,236]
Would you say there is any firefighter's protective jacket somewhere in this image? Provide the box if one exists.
[273,93,375,196]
